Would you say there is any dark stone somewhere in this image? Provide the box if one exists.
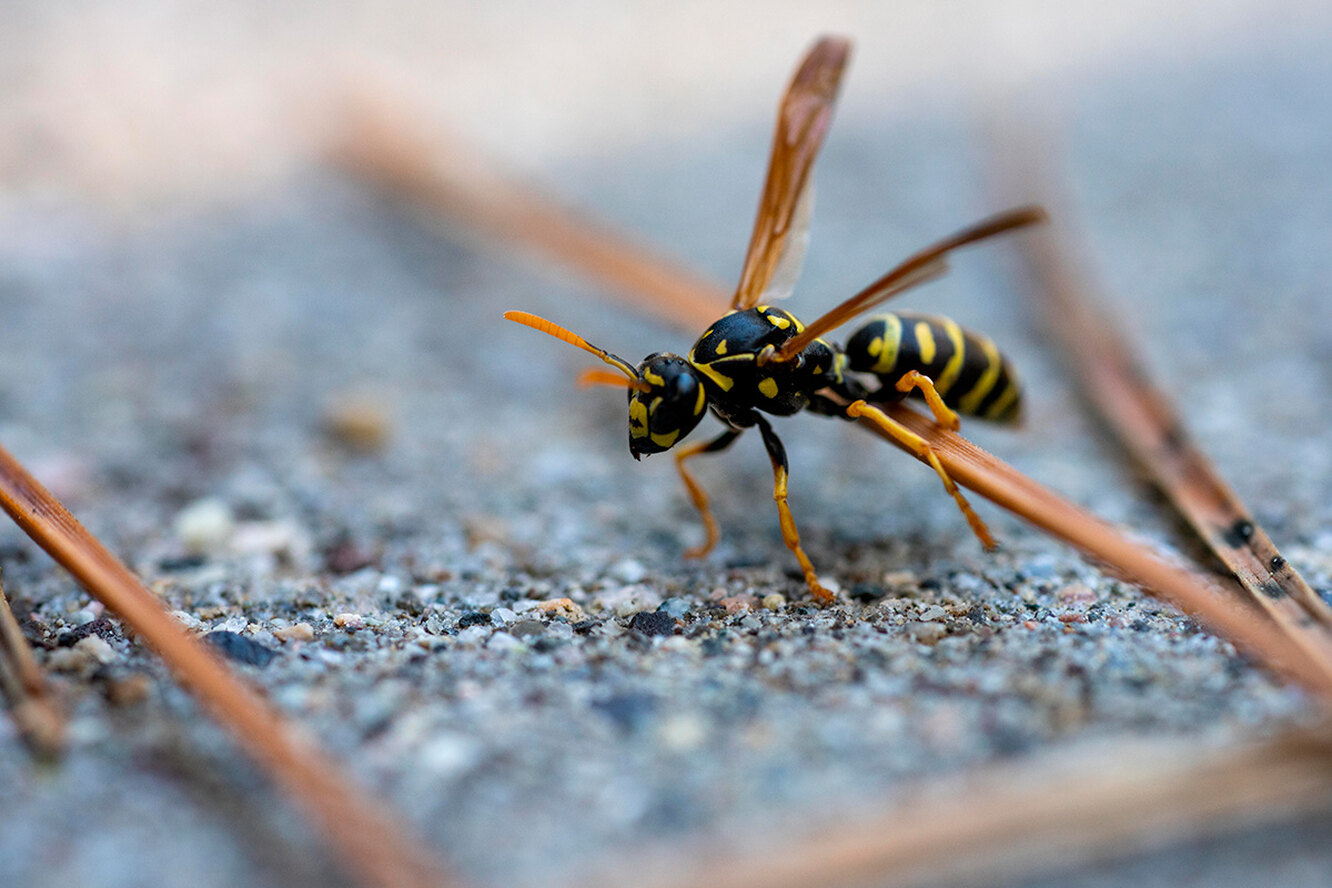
[56,617,117,648]
[203,631,278,668]
[322,538,378,575]
[628,611,676,637]
[849,582,886,603]
[157,554,207,572]
[571,619,600,634]
[455,611,490,629]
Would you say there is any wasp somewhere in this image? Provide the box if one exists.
[506,37,1045,603]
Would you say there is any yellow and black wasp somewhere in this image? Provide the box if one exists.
[506,37,1045,603]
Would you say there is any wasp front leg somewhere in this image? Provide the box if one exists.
[673,429,742,558]
[754,416,835,605]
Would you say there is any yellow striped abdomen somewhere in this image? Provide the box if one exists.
[844,312,1021,423]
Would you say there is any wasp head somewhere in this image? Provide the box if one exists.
[628,353,707,459]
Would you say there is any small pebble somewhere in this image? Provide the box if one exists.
[204,630,279,667]
[1057,583,1098,604]
[323,393,392,452]
[629,611,677,637]
[273,623,315,643]
[333,613,365,630]
[509,619,546,638]
[487,631,525,652]
[721,594,755,615]
[761,593,786,611]
[175,498,234,554]
[104,674,152,707]
[907,622,947,644]
[612,558,647,583]
[536,598,585,621]
[658,598,691,619]
[919,605,948,622]
[456,611,490,629]
[490,607,518,625]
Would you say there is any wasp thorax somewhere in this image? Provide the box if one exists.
[628,353,707,458]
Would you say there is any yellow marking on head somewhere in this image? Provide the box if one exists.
[870,315,902,374]
[650,396,663,413]
[915,321,937,365]
[959,336,1004,414]
[693,383,707,416]
[715,339,728,356]
[758,377,779,399]
[694,361,735,392]
[766,313,792,330]
[935,318,966,396]
[629,398,649,434]
[650,428,680,448]
[984,381,1021,422]
[643,369,665,387]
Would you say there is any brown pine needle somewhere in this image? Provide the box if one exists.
[586,727,1332,888]
[989,133,1332,679]
[334,103,1332,698]
[0,572,65,761]
[0,442,456,888]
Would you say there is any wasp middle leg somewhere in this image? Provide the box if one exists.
[754,415,835,605]
[673,429,742,558]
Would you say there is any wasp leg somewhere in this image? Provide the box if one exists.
[674,429,742,559]
[755,416,835,605]
[845,400,996,550]
[894,370,960,431]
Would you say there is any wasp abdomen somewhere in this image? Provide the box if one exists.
[844,312,1021,422]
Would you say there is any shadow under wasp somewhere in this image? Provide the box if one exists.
[507,36,1046,604]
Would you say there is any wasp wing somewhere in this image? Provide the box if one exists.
[773,206,1048,360]
[731,36,851,312]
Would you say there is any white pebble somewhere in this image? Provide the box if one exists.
[175,498,234,553]
[487,631,525,652]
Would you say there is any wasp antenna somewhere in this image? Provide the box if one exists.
[504,310,641,380]
[576,368,651,392]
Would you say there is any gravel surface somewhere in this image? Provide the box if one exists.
[2,16,1332,888]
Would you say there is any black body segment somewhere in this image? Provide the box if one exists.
[688,306,847,427]
[844,311,1022,423]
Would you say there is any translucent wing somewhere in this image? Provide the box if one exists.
[773,206,1048,361]
[732,36,851,311]
[757,179,815,304]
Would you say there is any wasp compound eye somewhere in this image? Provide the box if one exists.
[628,354,707,458]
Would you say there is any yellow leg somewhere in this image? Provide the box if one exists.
[673,429,740,559]
[895,370,960,431]
[846,399,996,550]
[755,416,835,605]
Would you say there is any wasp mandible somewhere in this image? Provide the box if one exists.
[507,37,1045,603]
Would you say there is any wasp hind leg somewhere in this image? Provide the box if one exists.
[674,429,742,558]
[894,369,960,431]
[754,416,835,605]
[845,399,997,551]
